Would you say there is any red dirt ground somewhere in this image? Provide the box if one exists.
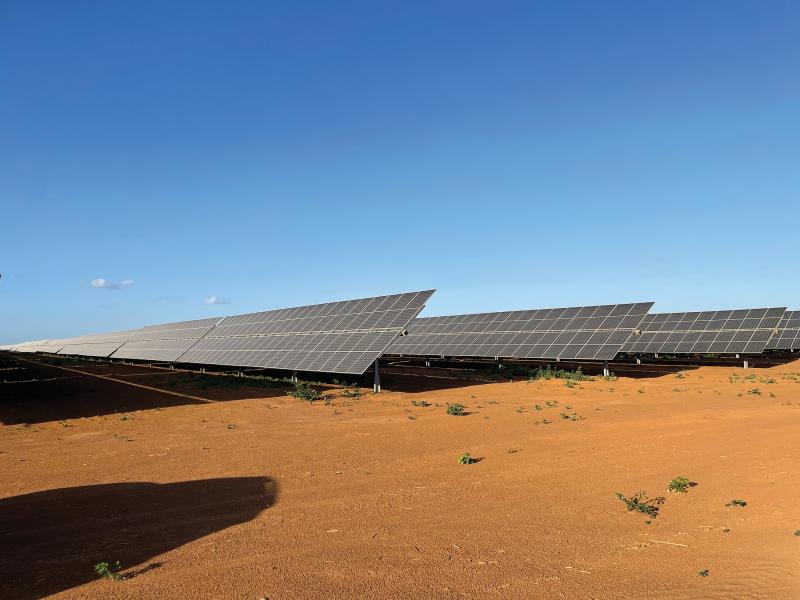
[1,355,799,599]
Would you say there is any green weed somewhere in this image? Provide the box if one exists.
[287,381,321,402]
[616,491,665,518]
[94,561,124,581]
[457,452,475,465]
[446,403,465,416]
[667,476,696,494]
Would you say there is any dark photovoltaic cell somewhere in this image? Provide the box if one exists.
[111,318,223,362]
[622,307,786,354]
[765,310,800,350]
[389,302,654,360]
[178,290,435,374]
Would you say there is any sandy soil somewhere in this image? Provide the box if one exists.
[1,355,799,599]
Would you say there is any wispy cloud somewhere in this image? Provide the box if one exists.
[90,278,134,290]
[203,296,230,305]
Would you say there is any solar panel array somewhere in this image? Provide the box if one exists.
[389,302,654,361]
[179,290,435,374]
[2,291,434,375]
[622,308,786,354]
[766,310,800,350]
[5,297,799,368]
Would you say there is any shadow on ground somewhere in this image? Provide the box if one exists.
[0,476,278,599]
[0,357,289,424]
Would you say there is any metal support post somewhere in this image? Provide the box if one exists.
[603,360,610,378]
[373,358,381,393]
[743,360,749,369]
[291,370,298,383]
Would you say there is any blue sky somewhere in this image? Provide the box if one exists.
[2,1,799,343]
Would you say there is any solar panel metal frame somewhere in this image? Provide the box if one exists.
[622,307,786,355]
[388,302,654,361]
[177,290,435,374]
[765,310,800,350]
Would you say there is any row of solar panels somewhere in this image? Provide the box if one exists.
[2,290,799,375]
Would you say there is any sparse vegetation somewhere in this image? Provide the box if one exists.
[529,366,591,382]
[747,388,761,395]
[446,403,465,416]
[94,561,124,581]
[698,569,709,577]
[340,383,362,399]
[601,372,617,381]
[726,499,747,507]
[616,491,665,518]
[559,412,583,421]
[457,452,475,465]
[667,476,695,493]
[287,381,321,402]
[411,400,431,407]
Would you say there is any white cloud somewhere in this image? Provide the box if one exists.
[90,278,134,290]
[204,296,230,305]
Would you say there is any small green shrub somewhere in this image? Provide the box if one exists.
[94,561,124,581]
[616,491,665,518]
[446,403,465,416]
[698,569,709,577]
[457,452,475,465]
[726,499,747,507]
[411,400,431,407]
[667,476,696,494]
[287,381,321,402]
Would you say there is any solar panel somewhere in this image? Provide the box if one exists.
[111,318,224,362]
[622,307,786,355]
[765,310,800,350]
[177,290,435,374]
[58,341,126,358]
[28,344,64,354]
[10,340,51,353]
[389,302,654,361]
